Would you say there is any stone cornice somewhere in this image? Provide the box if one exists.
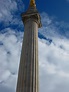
[21,7,42,28]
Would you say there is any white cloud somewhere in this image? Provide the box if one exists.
[0,3,69,91]
[0,0,24,27]
[40,12,69,39]
[0,0,17,23]
[39,38,69,92]
[0,26,69,92]
[40,13,60,40]
[0,28,23,92]
[37,13,69,92]
[0,70,11,83]
[39,38,69,75]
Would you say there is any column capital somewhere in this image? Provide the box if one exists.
[21,9,42,28]
[22,12,42,28]
[21,0,42,28]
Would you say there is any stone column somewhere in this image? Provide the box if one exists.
[16,6,41,92]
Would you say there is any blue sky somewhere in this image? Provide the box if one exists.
[0,0,69,92]
[24,0,69,22]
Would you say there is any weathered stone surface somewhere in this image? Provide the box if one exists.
[16,1,41,92]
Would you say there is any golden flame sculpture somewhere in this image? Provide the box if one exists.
[30,0,36,7]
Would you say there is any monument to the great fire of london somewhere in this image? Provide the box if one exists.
[16,0,42,92]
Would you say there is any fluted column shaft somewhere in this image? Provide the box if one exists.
[16,18,39,92]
